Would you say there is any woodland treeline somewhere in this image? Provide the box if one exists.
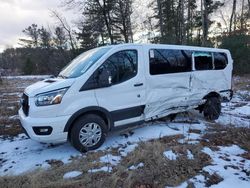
[0,0,249,76]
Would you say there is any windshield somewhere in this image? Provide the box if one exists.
[58,47,111,78]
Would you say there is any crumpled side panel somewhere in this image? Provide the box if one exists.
[144,73,190,120]
[144,66,232,120]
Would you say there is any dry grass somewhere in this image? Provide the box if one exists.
[0,78,42,137]
[0,135,212,188]
[0,125,250,188]
[233,74,250,91]
[204,173,223,187]
[201,124,250,152]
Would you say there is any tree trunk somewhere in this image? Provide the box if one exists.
[240,0,245,30]
[157,0,164,39]
[201,0,208,46]
[229,0,237,34]
[97,0,114,44]
[180,0,185,44]
[187,0,191,43]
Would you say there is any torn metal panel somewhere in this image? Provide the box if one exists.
[144,73,191,120]
[144,65,232,120]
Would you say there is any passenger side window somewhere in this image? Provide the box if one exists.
[101,50,137,85]
[194,52,213,70]
[149,49,192,75]
[214,52,228,70]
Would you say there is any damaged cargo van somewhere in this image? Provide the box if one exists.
[19,44,233,151]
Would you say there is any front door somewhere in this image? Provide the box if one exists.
[95,46,146,127]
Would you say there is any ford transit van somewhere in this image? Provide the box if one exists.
[19,44,233,151]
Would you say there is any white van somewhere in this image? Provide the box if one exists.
[19,44,233,151]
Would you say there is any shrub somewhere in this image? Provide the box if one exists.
[219,33,250,75]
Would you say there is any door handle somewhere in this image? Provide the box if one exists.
[134,83,143,87]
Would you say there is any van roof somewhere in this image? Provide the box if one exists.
[105,43,229,53]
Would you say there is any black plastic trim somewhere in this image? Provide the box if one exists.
[63,106,113,132]
[63,105,145,133]
[111,105,145,122]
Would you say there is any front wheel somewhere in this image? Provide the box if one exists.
[203,97,221,121]
[70,114,107,152]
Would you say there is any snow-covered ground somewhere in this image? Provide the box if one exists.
[0,121,206,175]
[0,76,250,187]
[174,145,250,188]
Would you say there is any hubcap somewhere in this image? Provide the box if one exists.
[79,123,102,147]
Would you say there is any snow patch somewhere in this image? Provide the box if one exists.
[201,145,250,187]
[99,154,121,166]
[163,150,177,160]
[63,171,82,179]
[88,166,112,173]
[118,143,138,157]
[128,162,144,170]
[187,150,194,160]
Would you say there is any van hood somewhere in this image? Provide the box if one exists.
[24,78,75,97]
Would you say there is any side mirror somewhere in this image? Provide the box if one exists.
[98,67,112,87]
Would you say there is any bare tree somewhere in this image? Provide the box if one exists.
[54,26,67,49]
[50,10,77,54]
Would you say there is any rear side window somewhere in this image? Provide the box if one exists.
[214,52,228,70]
[194,52,213,70]
[149,49,192,75]
[102,50,137,85]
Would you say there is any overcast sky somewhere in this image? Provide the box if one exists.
[0,0,236,52]
[0,0,77,52]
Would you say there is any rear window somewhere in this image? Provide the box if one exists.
[194,52,213,70]
[149,49,192,75]
[214,52,228,70]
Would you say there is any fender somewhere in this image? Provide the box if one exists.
[63,106,113,132]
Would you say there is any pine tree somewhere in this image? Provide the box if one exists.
[112,0,134,43]
[38,27,52,48]
[23,57,35,75]
[20,24,39,47]
[77,19,100,50]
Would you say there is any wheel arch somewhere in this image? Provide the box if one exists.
[64,106,113,140]
[197,91,221,113]
[203,91,221,100]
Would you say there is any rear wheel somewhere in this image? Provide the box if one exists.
[203,97,221,121]
[70,114,107,152]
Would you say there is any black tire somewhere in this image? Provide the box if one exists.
[203,97,221,120]
[70,114,108,152]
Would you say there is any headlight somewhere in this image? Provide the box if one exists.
[35,88,68,106]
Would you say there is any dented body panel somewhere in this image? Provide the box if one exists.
[142,44,233,121]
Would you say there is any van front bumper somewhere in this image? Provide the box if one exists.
[18,109,70,144]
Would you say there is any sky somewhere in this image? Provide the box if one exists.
[0,0,76,52]
[0,0,236,53]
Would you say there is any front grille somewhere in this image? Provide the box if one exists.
[21,93,29,116]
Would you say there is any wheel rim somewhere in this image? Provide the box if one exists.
[79,122,102,147]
